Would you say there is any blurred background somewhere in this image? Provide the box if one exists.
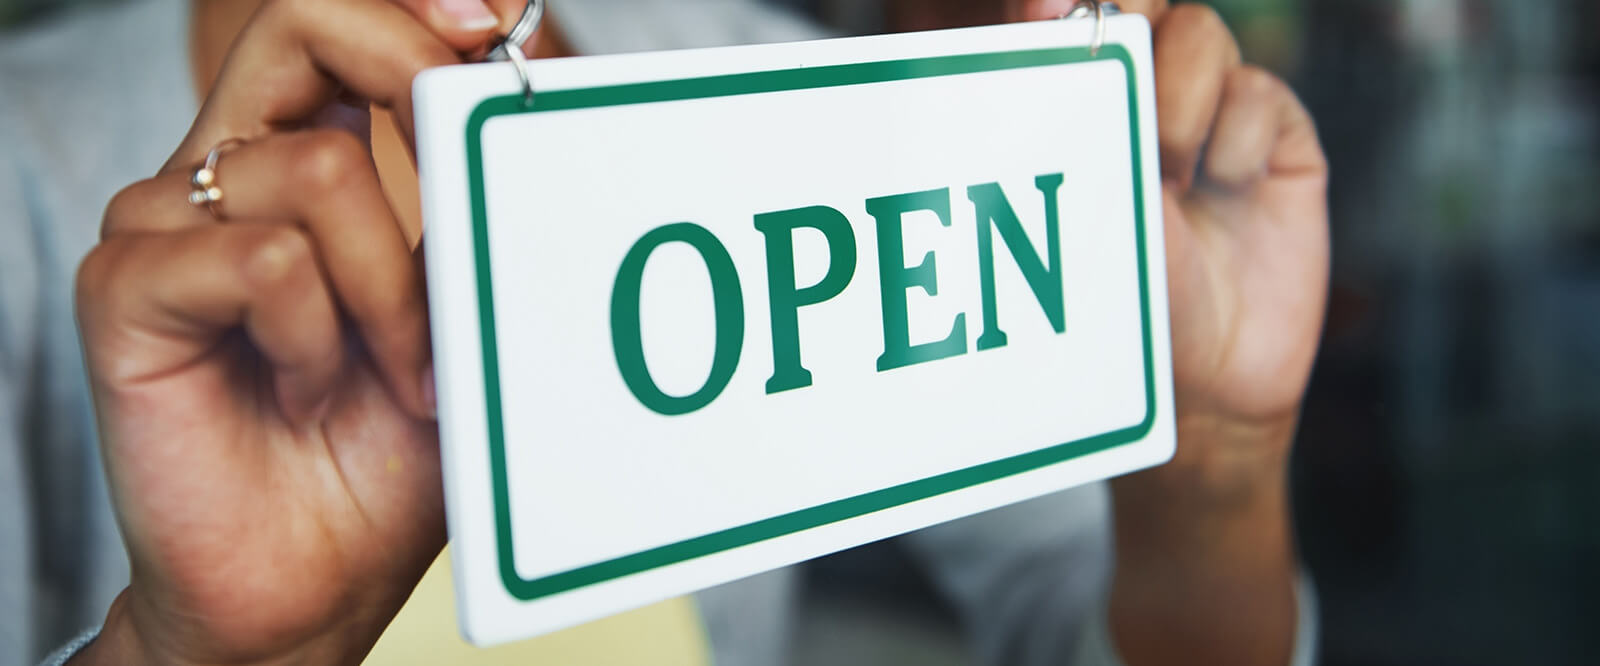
[4,0,1597,664]
[792,1,1600,665]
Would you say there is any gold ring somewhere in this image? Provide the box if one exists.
[188,138,246,219]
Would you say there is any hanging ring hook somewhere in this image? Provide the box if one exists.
[1061,0,1120,56]
[485,0,545,108]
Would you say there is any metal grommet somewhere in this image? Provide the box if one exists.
[1061,0,1121,56]
[485,0,545,109]
[189,138,246,220]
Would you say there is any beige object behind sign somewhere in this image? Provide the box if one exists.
[366,549,710,665]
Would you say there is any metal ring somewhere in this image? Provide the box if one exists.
[490,0,545,60]
[485,0,544,109]
[1061,0,1120,56]
[501,39,537,108]
[188,138,246,220]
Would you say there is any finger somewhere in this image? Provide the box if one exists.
[1105,0,1170,21]
[390,0,504,50]
[77,224,344,424]
[1153,3,1241,189]
[106,130,433,419]
[169,0,468,168]
[1010,0,1169,22]
[1201,65,1317,190]
[492,0,573,59]
[389,0,555,53]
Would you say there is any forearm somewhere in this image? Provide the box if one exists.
[72,588,397,666]
[1107,414,1300,666]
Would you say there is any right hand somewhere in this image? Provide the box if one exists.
[73,1,552,663]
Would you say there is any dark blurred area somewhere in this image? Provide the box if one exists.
[791,1,1600,665]
[1290,0,1600,663]
[4,0,1597,664]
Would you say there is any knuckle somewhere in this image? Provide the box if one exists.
[1229,65,1282,98]
[263,0,317,29]
[1165,3,1238,62]
[364,270,424,328]
[1160,108,1208,152]
[74,245,112,309]
[1161,131,1205,160]
[290,130,369,195]
[1124,0,1170,19]
[101,180,155,238]
[74,241,129,323]
[394,41,453,83]
[1171,2,1227,35]
[244,226,318,290]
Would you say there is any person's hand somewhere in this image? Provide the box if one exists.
[895,2,1327,664]
[1016,3,1327,665]
[72,1,556,664]
[944,0,1328,511]
[896,6,1327,459]
[1112,0,1328,499]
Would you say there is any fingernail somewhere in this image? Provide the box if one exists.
[1047,0,1080,19]
[436,0,501,31]
[421,364,438,418]
[1019,0,1076,20]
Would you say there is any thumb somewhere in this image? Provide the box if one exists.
[391,0,506,51]
[394,0,564,58]
[1012,0,1080,21]
[1013,0,1172,23]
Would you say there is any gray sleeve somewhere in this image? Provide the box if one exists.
[0,92,42,664]
[695,566,800,666]
[899,483,1114,666]
[37,628,98,666]
[0,54,130,663]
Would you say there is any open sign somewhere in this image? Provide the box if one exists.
[416,16,1175,646]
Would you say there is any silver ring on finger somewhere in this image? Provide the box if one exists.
[188,138,247,220]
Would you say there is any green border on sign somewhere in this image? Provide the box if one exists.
[465,44,1154,601]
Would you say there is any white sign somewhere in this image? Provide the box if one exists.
[415,16,1174,647]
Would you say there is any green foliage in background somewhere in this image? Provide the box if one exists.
[2,0,1309,32]
[1210,0,1295,17]
[1,0,117,27]
[1207,0,1304,73]
[1,0,45,26]
[2,0,1311,72]
[4,0,1308,29]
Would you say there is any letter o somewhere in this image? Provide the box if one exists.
[611,223,745,416]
